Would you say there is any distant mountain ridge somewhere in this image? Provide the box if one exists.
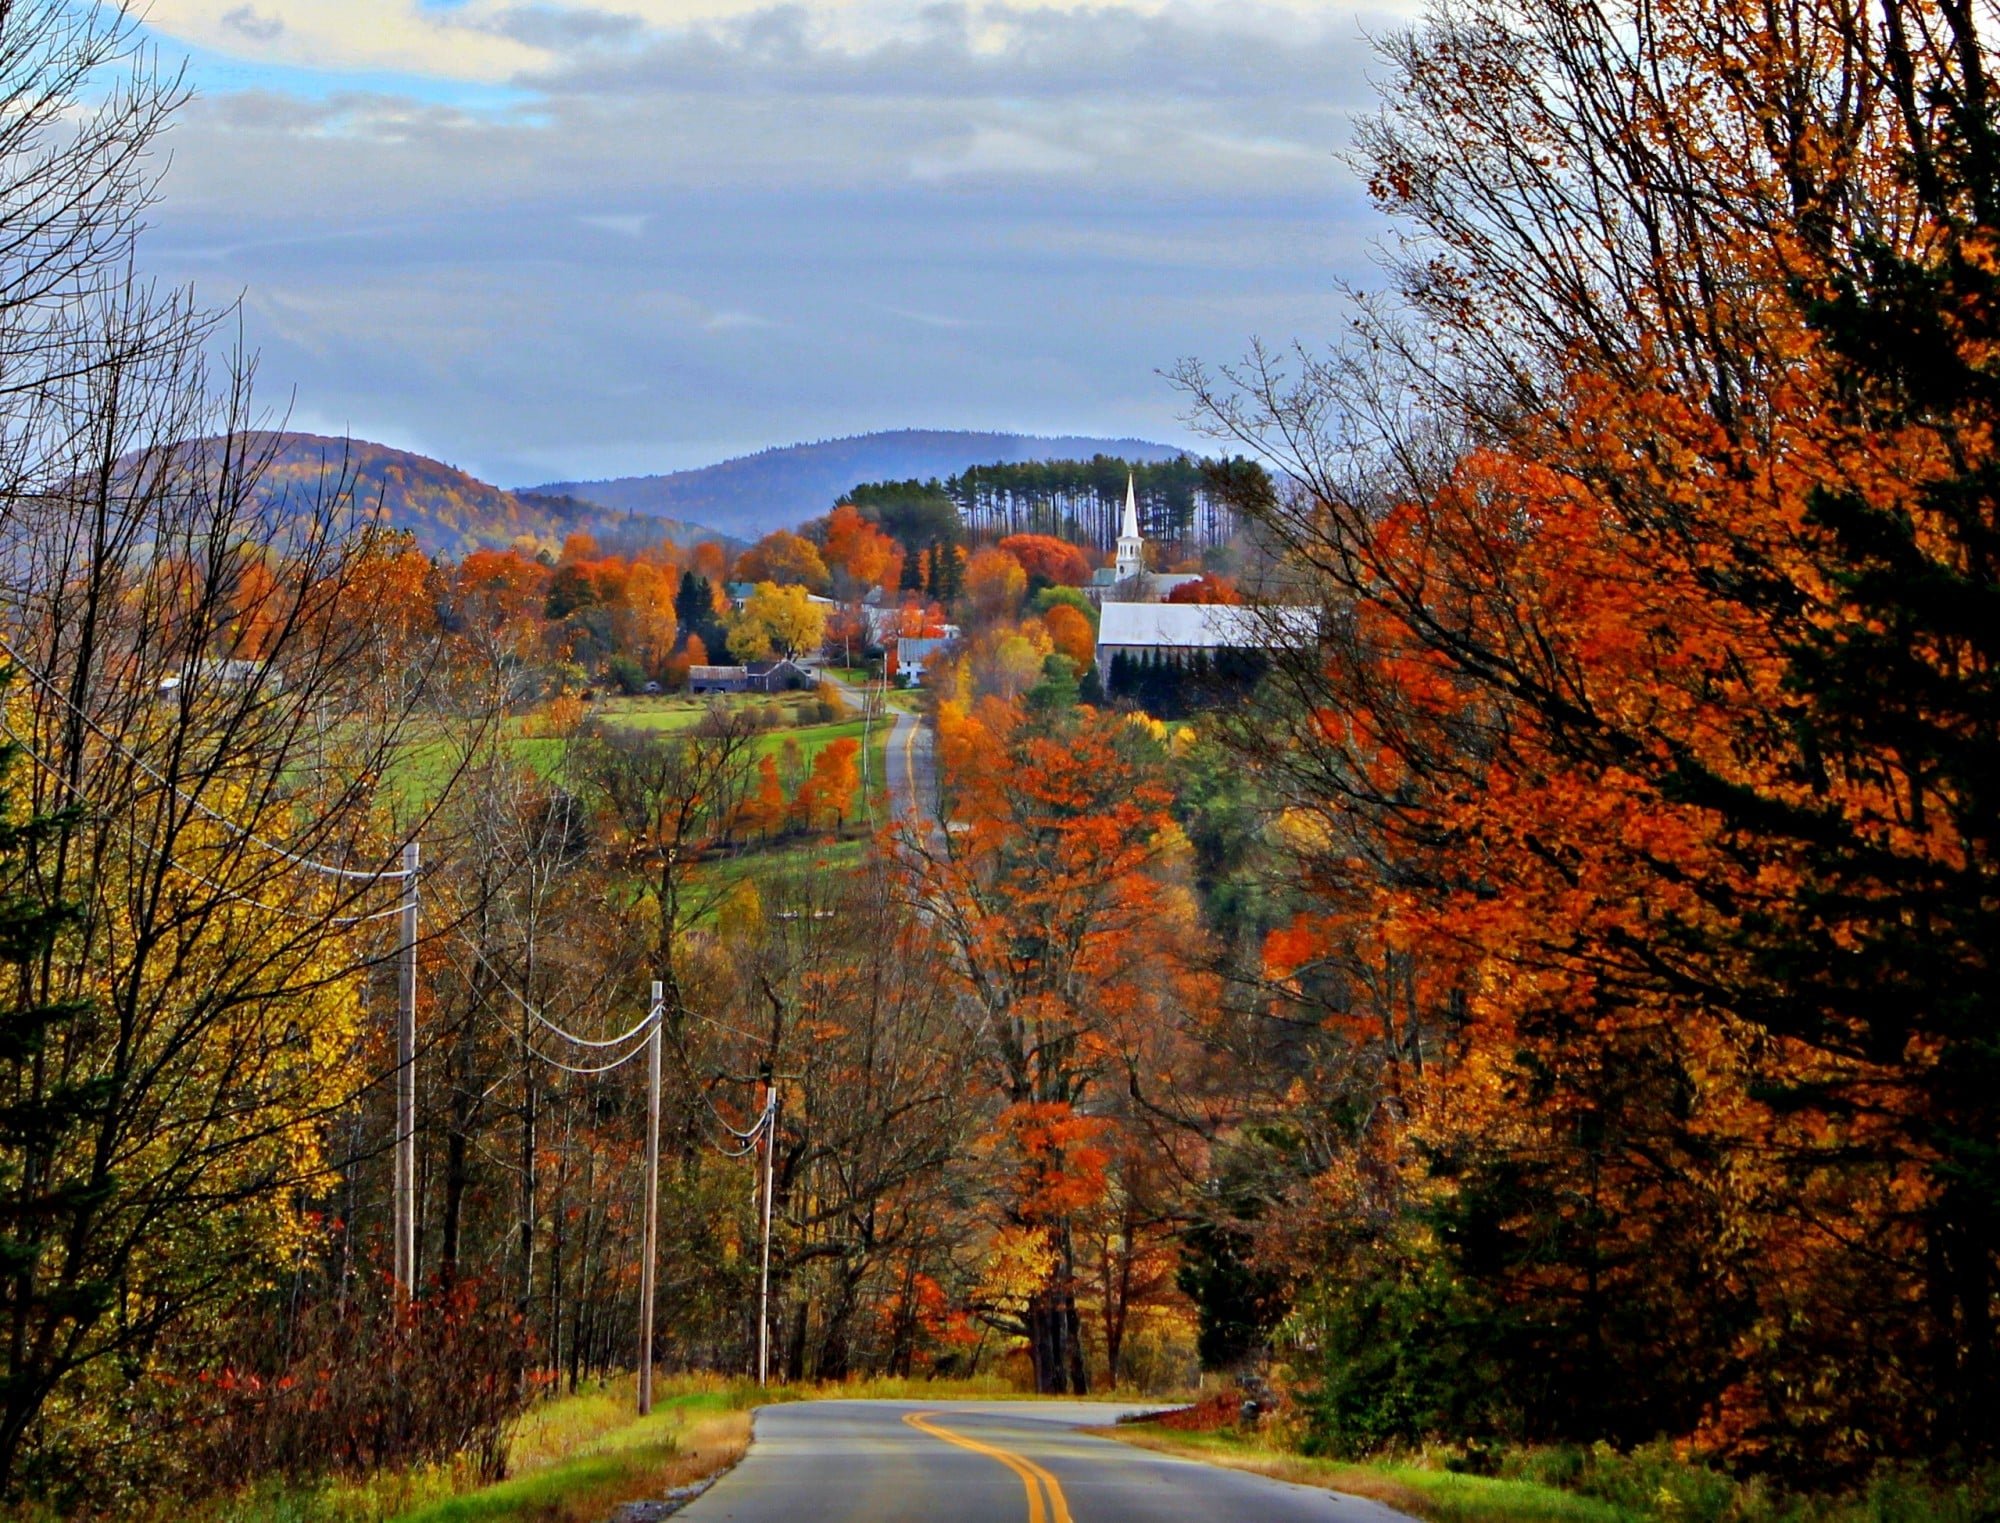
[531,429,1186,540]
[238,434,723,558]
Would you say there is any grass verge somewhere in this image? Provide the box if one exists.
[1105,1426,1638,1523]
[387,1401,746,1523]
[191,1372,1062,1523]
[192,1377,750,1523]
[1105,1424,1998,1523]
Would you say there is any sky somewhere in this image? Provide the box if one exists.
[134,0,1406,487]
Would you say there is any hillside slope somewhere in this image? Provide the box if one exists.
[533,429,1184,540]
[242,434,721,558]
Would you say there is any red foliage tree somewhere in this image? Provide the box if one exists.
[996,534,1093,587]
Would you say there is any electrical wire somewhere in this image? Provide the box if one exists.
[0,714,409,927]
[0,634,411,881]
[452,932,664,1049]
[453,941,777,1159]
[424,867,781,1152]
[714,1090,775,1142]
[524,1029,658,1075]
[713,1093,776,1156]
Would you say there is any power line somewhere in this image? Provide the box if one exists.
[0,714,406,927]
[525,1029,658,1076]
[452,931,664,1050]
[453,940,775,1150]
[715,1095,776,1159]
[0,635,411,882]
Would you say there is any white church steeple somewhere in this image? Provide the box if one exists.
[1115,473,1144,582]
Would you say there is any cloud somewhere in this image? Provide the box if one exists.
[910,127,1095,182]
[143,0,550,81]
[579,213,652,236]
[135,0,1395,482]
[219,6,285,43]
[489,5,648,48]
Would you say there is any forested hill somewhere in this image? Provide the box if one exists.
[240,434,722,558]
[532,429,1184,540]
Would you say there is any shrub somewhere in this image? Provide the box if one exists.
[815,680,851,724]
[1295,1258,1516,1458]
[181,1281,532,1497]
[606,655,647,695]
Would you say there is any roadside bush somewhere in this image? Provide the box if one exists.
[815,679,851,723]
[1294,1258,1516,1458]
[1497,1447,2000,1523]
[606,655,647,695]
[184,1280,532,1494]
[1558,1443,1748,1523]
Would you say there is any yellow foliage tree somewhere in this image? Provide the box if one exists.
[728,581,827,660]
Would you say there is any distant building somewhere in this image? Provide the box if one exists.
[744,658,815,693]
[1095,602,1315,694]
[156,658,283,698]
[1086,475,1202,605]
[890,635,952,682]
[689,664,748,693]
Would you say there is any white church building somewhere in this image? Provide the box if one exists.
[1089,475,1314,693]
[1086,476,1203,605]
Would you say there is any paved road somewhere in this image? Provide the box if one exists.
[881,704,935,824]
[677,1400,1415,1523]
[813,667,934,826]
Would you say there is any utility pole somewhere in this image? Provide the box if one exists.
[638,981,662,1415]
[393,840,420,1307]
[757,1083,776,1386]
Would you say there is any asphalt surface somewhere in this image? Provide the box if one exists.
[809,669,934,827]
[676,1400,1417,1523]
[882,704,935,824]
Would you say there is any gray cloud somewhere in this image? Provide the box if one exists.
[143,2,1393,484]
[487,5,647,50]
[530,3,1385,107]
[220,5,286,43]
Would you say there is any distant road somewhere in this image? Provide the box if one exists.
[813,669,934,827]
[676,1400,1416,1523]
[881,703,935,825]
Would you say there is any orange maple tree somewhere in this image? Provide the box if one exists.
[1191,0,2000,1467]
[792,737,862,834]
[899,698,1211,1391]
[821,503,906,592]
[996,534,1093,587]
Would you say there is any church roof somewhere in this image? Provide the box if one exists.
[1096,601,1316,651]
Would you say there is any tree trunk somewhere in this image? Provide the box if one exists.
[515,1011,537,1390]
[439,1125,469,1286]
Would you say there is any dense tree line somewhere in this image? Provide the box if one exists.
[1167,0,2000,1479]
[846,457,1257,555]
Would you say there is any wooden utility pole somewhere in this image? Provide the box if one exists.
[393,840,420,1306]
[638,981,663,1415]
[757,1083,776,1386]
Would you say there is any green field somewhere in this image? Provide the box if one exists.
[388,691,895,817]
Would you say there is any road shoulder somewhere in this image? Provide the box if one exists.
[1096,1424,1628,1523]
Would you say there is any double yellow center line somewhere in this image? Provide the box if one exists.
[902,1411,1074,1523]
[899,714,921,816]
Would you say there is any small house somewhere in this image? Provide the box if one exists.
[744,658,814,693]
[689,664,748,693]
